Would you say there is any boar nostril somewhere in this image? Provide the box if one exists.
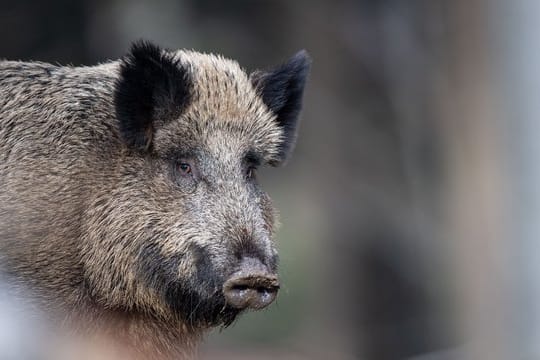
[222,257,279,310]
[223,277,279,310]
[232,284,249,291]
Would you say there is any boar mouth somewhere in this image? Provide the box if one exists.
[163,283,242,327]
[218,305,242,328]
[139,242,262,327]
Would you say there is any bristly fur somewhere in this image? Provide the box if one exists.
[115,40,192,152]
[0,40,310,359]
[251,50,312,163]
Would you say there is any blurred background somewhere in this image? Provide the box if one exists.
[1,0,538,359]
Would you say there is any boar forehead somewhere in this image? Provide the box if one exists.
[151,50,284,162]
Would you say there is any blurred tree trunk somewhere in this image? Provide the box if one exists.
[325,0,511,358]
[438,1,512,358]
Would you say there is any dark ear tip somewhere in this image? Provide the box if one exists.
[292,49,312,63]
[125,40,162,61]
[289,50,312,72]
[130,39,153,51]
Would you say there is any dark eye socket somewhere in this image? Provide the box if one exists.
[244,152,261,181]
[246,165,257,180]
[177,162,192,176]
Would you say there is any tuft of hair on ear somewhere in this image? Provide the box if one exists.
[251,50,312,164]
[114,40,191,152]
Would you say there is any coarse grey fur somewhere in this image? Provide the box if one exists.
[0,41,310,359]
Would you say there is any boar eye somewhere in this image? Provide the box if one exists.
[177,162,192,176]
[173,159,198,191]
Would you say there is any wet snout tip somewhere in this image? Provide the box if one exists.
[223,274,279,310]
[222,258,279,310]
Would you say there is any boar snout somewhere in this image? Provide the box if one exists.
[222,257,279,310]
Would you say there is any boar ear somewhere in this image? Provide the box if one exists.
[251,50,311,163]
[114,40,191,152]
